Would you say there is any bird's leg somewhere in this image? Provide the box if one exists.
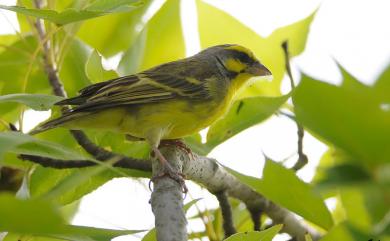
[150,146,188,194]
[160,139,194,159]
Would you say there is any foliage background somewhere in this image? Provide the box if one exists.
[0,0,389,240]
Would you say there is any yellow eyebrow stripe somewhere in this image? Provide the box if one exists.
[224,45,255,59]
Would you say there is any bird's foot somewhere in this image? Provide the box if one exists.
[149,146,188,195]
[160,139,194,159]
[149,162,188,194]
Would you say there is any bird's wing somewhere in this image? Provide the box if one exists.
[57,71,212,113]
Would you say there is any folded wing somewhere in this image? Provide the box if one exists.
[56,70,211,113]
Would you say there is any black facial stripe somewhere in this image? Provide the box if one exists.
[215,56,239,79]
[226,49,255,65]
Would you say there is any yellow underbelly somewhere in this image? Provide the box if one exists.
[67,97,232,141]
[120,98,231,140]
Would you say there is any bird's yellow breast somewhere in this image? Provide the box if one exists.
[118,94,233,140]
[67,75,247,143]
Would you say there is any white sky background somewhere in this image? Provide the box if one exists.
[1,0,390,240]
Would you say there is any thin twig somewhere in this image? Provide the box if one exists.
[19,154,151,171]
[248,206,262,231]
[31,0,150,170]
[19,27,60,132]
[281,41,308,171]
[214,190,236,238]
[9,122,151,171]
[278,111,295,121]
[294,125,308,171]
[282,41,295,89]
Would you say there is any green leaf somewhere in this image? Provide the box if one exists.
[59,38,92,96]
[0,93,63,111]
[85,50,118,83]
[85,50,104,83]
[27,130,150,205]
[184,198,202,213]
[30,167,108,205]
[196,0,315,96]
[268,10,317,57]
[0,131,87,160]
[320,223,353,241]
[293,73,390,166]
[37,162,118,202]
[138,0,185,71]
[86,130,150,159]
[142,229,156,241]
[76,1,151,57]
[229,159,333,230]
[206,94,290,148]
[224,224,283,241]
[305,233,314,241]
[4,233,66,241]
[341,185,389,232]
[0,193,65,234]
[0,36,49,120]
[0,1,143,25]
[85,0,142,12]
[363,184,390,226]
[62,225,143,241]
[0,193,143,239]
[118,27,147,75]
[340,188,372,231]
[0,35,18,54]
[29,162,149,206]
[60,200,80,222]
[320,222,377,241]
[374,64,390,102]
[315,163,371,189]
[34,128,82,154]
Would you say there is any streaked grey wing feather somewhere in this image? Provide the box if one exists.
[56,58,219,113]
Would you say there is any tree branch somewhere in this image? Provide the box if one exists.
[19,154,151,171]
[20,147,320,240]
[150,147,187,241]
[214,190,236,238]
[281,41,308,171]
[248,206,262,231]
[33,0,66,98]
[28,4,319,239]
[31,0,149,171]
[183,153,320,241]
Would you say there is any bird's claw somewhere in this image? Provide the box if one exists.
[160,139,194,160]
[149,166,188,196]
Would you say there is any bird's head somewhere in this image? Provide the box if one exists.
[201,44,272,89]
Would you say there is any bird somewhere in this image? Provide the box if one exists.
[31,44,272,192]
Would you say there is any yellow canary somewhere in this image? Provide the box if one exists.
[31,44,271,189]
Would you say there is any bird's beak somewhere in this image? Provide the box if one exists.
[246,62,272,77]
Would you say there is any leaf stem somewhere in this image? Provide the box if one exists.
[281,41,308,171]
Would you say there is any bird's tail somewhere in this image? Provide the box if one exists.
[29,112,84,135]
